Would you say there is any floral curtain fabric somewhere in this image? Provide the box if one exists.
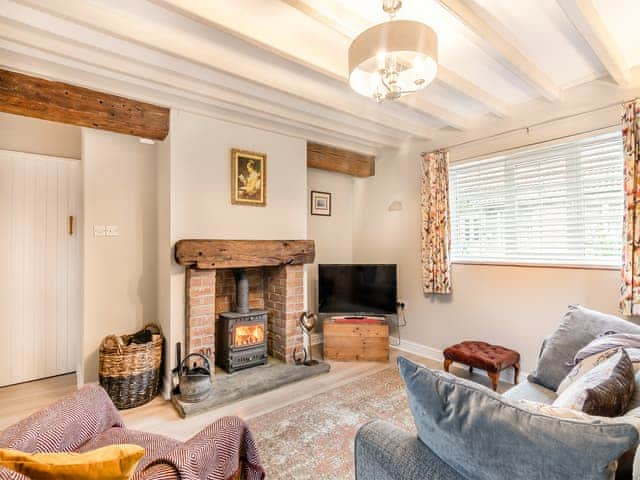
[621,100,640,315]
[421,150,452,294]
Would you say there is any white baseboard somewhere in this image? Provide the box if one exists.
[389,336,527,384]
[389,336,442,361]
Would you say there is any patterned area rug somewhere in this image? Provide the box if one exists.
[248,365,415,479]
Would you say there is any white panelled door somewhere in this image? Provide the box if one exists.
[0,150,81,387]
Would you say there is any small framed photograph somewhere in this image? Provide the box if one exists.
[310,191,332,216]
[231,149,266,206]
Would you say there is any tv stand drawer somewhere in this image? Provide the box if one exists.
[323,320,389,362]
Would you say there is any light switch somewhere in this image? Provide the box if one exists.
[94,225,106,237]
[105,225,119,237]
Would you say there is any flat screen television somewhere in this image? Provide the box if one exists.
[318,264,397,315]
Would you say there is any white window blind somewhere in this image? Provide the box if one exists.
[449,131,624,267]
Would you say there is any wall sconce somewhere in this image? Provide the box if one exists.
[388,200,403,212]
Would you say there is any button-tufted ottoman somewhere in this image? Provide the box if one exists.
[443,341,520,391]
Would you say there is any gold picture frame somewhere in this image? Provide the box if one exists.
[231,149,267,206]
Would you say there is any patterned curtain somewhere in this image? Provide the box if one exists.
[621,100,640,315]
[421,150,452,294]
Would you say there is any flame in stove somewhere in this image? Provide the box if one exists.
[234,324,265,347]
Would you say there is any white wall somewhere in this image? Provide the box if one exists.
[81,128,158,383]
[0,112,81,159]
[170,110,307,240]
[156,134,174,394]
[353,108,628,375]
[163,110,308,385]
[307,168,354,314]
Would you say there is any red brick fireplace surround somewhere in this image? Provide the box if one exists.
[175,240,315,370]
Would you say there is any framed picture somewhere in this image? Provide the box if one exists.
[231,149,266,206]
[310,191,332,216]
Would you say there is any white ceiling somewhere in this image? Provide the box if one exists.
[2,0,640,153]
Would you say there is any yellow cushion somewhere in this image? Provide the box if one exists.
[0,444,145,480]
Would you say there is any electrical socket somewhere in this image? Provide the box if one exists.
[93,225,105,237]
[105,225,119,237]
[397,299,407,310]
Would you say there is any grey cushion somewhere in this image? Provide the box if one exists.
[398,356,639,480]
[574,334,640,366]
[529,305,640,391]
[502,380,557,405]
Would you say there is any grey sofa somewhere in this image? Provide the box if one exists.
[355,307,640,480]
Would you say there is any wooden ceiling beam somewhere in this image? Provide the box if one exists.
[401,96,468,130]
[557,0,631,86]
[437,0,562,102]
[436,66,509,118]
[307,142,375,177]
[0,68,169,140]
[280,0,364,38]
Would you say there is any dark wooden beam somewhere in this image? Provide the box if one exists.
[0,69,169,140]
[175,239,315,269]
[307,142,375,177]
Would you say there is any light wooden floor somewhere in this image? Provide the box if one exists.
[0,349,509,440]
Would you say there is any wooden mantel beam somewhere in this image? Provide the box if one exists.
[175,239,315,270]
[0,68,169,140]
[307,142,375,177]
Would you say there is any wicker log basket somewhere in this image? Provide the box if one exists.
[99,324,163,409]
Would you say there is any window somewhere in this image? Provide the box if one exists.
[449,131,624,267]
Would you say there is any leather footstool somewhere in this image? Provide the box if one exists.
[443,341,520,391]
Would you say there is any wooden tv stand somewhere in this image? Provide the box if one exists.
[323,316,389,362]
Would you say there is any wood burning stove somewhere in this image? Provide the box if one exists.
[216,311,268,373]
[215,269,268,373]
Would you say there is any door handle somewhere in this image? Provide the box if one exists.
[68,215,74,236]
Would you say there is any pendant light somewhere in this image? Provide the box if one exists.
[348,0,438,102]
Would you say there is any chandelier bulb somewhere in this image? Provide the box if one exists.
[382,0,402,18]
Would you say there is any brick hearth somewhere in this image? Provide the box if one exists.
[185,264,305,369]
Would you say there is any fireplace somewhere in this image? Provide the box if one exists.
[215,269,268,373]
[176,239,315,374]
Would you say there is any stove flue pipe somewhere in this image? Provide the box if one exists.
[233,268,250,314]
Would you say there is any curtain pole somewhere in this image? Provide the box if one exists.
[421,99,632,157]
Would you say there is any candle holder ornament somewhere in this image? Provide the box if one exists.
[292,312,319,366]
